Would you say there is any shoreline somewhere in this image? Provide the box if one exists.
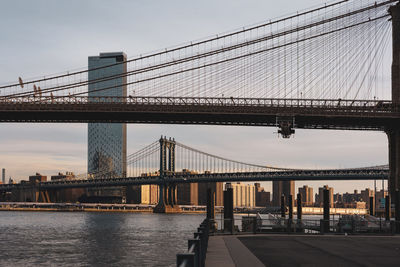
[0,207,206,214]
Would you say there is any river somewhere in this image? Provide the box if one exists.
[0,211,204,267]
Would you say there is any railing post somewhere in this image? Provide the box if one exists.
[194,231,203,266]
[188,239,200,267]
[177,254,194,267]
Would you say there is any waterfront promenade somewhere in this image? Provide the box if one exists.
[206,234,400,266]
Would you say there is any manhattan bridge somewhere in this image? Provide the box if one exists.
[0,1,400,212]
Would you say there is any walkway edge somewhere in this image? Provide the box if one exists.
[223,236,265,267]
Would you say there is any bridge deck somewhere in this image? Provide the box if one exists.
[0,97,399,130]
[0,168,388,191]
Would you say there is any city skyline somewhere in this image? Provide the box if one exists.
[0,0,390,193]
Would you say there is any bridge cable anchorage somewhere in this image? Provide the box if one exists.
[0,0,396,104]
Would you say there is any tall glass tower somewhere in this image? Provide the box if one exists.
[88,52,127,178]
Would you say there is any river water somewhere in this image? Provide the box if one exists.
[0,211,203,267]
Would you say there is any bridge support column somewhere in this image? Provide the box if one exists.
[154,137,180,213]
[154,183,181,213]
[386,130,400,225]
[389,0,400,230]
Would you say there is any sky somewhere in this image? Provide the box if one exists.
[0,0,390,194]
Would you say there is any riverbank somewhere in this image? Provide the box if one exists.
[0,202,206,214]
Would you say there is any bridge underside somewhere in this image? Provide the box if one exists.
[0,103,398,131]
[0,171,388,191]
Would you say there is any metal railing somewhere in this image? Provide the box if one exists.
[215,216,400,235]
[0,95,397,112]
[177,218,210,267]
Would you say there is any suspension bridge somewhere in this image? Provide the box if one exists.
[0,1,399,209]
[0,137,389,210]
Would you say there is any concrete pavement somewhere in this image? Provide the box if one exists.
[206,234,400,267]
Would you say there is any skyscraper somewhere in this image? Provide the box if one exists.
[88,52,127,178]
[2,168,5,184]
[298,185,314,206]
[272,180,295,206]
[317,185,334,208]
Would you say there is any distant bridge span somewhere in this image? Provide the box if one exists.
[0,168,388,192]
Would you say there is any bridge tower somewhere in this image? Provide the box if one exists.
[154,136,180,213]
[388,2,400,226]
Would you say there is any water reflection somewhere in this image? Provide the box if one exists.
[0,212,203,267]
[82,213,128,266]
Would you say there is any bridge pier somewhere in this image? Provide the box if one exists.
[387,130,400,198]
[388,2,400,232]
[153,137,181,213]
